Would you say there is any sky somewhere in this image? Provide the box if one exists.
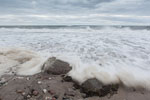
[0,0,150,25]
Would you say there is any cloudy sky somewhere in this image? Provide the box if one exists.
[0,0,150,25]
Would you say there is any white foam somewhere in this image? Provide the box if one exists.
[0,27,150,89]
[0,48,44,76]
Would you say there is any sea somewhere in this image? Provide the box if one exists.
[0,25,150,88]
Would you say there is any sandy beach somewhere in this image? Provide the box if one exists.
[0,72,150,100]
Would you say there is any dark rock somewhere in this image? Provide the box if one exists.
[42,57,72,75]
[0,78,6,86]
[53,95,59,99]
[63,76,73,82]
[73,83,80,89]
[63,97,71,100]
[80,78,119,97]
[48,90,55,95]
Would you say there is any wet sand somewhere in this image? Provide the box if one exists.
[0,73,150,100]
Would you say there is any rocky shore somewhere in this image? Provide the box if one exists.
[0,57,150,100]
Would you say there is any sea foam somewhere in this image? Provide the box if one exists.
[0,26,150,89]
[0,48,44,76]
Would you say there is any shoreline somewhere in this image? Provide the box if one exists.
[0,51,150,100]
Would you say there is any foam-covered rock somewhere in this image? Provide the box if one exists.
[42,57,72,75]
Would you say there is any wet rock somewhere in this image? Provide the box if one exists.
[63,76,73,82]
[0,78,6,86]
[42,57,72,75]
[80,78,119,97]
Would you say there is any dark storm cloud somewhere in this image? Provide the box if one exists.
[0,0,149,25]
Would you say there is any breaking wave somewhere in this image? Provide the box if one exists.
[0,26,150,89]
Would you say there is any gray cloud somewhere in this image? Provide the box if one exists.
[0,0,149,25]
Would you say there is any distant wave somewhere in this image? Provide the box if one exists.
[0,25,150,30]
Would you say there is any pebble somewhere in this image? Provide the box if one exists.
[65,92,75,97]
[0,78,6,86]
[27,95,31,98]
[53,95,59,99]
[63,76,72,82]
[51,97,56,100]
[48,90,55,95]
[43,89,47,93]
[22,92,26,96]
[17,77,24,79]
[63,97,71,100]
[37,81,42,84]
[26,77,30,80]
[81,93,86,98]
[33,90,39,96]
[16,90,23,93]
[45,96,52,100]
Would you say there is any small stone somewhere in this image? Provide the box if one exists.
[51,97,56,100]
[49,77,52,80]
[72,87,76,90]
[63,97,70,100]
[45,96,52,100]
[48,90,55,95]
[37,81,42,84]
[26,77,30,80]
[0,78,6,86]
[63,76,72,82]
[17,77,24,79]
[53,95,59,99]
[43,89,47,93]
[22,92,26,96]
[27,95,31,98]
[81,93,86,98]
[16,90,23,93]
[33,90,39,96]
[65,89,75,96]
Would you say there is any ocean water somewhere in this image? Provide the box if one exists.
[0,25,150,89]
